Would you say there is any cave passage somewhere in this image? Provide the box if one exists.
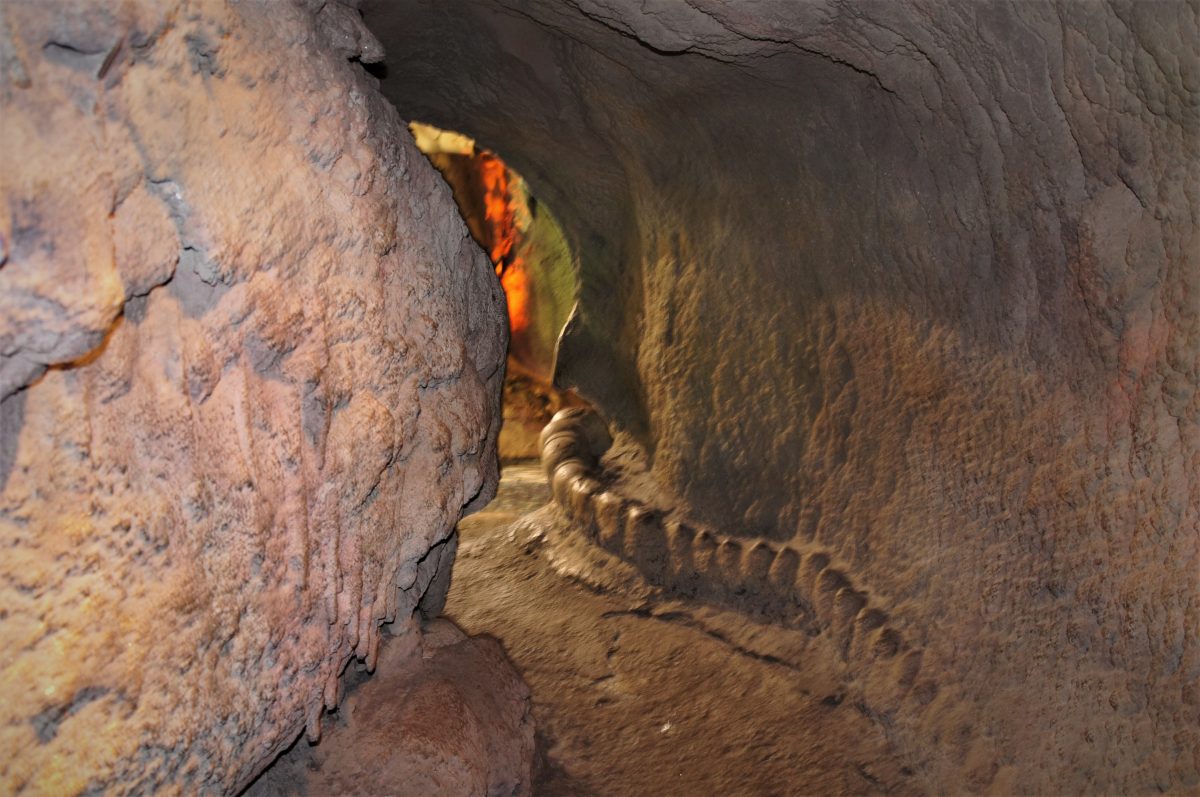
[0,1,1194,796]
[396,124,914,793]
[408,121,581,462]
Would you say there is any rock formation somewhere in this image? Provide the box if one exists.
[245,619,535,797]
[542,406,945,775]
[2,0,1196,792]
[365,1,1198,793]
[0,0,508,793]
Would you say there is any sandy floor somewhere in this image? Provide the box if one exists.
[447,462,922,797]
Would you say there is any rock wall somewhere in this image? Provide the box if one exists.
[539,406,930,759]
[365,1,1198,793]
[0,0,506,793]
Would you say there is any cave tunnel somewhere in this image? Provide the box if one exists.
[405,121,583,462]
[0,1,1197,795]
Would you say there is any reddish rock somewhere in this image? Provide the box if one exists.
[0,0,507,793]
[247,619,535,797]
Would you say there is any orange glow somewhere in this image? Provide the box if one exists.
[477,153,529,335]
[499,259,529,334]
[479,155,513,264]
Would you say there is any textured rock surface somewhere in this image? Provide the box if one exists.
[246,618,535,797]
[365,2,1197,793]
[447,463,923,796]
[541,406,949,782]
[0,0,506,793]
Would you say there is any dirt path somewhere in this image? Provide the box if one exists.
[446,463,921,797]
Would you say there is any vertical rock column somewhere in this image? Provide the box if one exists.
[0,0,507,794]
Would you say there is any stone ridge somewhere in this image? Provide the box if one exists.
[539,409,932,726]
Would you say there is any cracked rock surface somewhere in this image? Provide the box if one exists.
[366,2,1197,793]
[0,1,506,793]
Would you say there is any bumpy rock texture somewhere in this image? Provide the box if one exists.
[408,135,579,460]
[0,0,506,793]
[366,1,1198,794]
[247,618,534,797]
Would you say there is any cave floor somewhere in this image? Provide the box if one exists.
[447,462,921,797]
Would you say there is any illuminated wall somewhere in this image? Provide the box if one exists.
[0,2,506,793]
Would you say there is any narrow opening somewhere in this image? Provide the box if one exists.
[408,122,582,463]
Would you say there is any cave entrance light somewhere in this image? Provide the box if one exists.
[409,121,580,461]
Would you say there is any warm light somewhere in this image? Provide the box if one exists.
[479,155,513,265]
[408,123,534,339]
[477,153,529,335]
[408,121,475,155]
[499,257,529,334]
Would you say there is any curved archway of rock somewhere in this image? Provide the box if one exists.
[359,2,1198,794]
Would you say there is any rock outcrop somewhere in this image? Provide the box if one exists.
[246,618,535,797]
[0,0,507,793]
[365,2,1198,793]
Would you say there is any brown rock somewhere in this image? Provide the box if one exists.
[0,0,506,793]
[246,619,535,797]
[365,1,1199,792]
